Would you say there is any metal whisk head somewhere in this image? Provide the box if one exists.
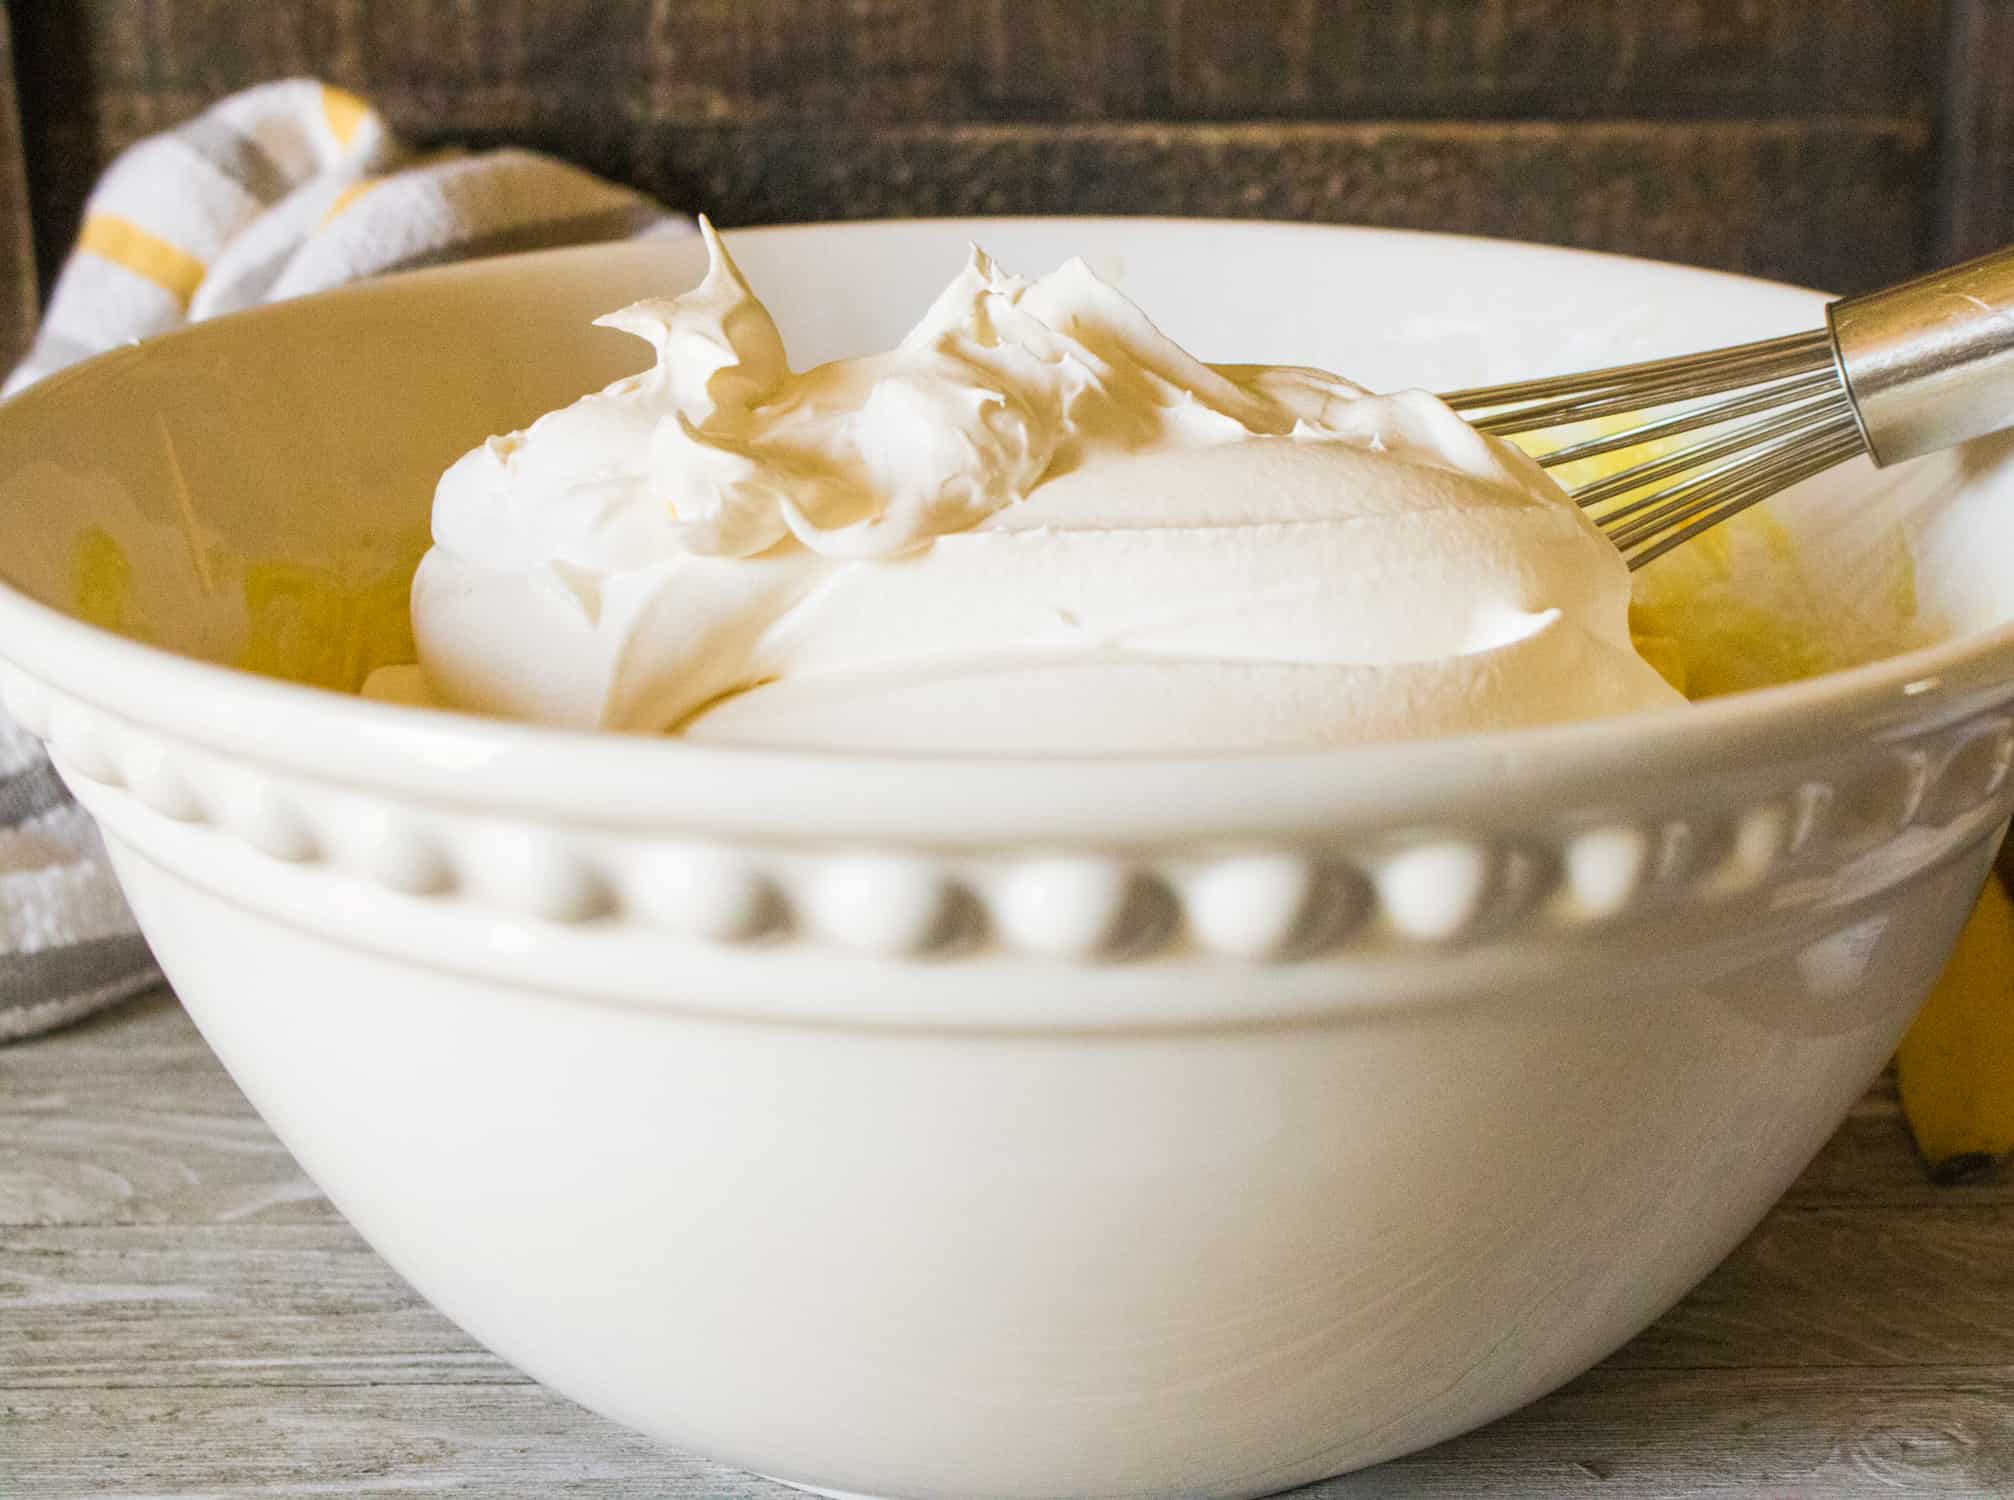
[1442,332,1864,569]
[1439,245,2014,570]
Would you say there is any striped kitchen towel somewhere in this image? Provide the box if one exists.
[1,78,688,1041]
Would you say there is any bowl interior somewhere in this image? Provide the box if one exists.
[2,218,2011,689]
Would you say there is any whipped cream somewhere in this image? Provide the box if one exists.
[379,222,1683,750]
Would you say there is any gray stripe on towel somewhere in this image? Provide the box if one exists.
[0,934,158,1017]
[0,958,162,1044]
[173,115,294,206]
[0,759,69,827]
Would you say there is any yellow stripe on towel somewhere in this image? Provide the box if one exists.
[319,176,382,226]
[320,84,372,148]
[77,214,206,305]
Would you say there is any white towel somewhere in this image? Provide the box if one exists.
[1,79,688,1041]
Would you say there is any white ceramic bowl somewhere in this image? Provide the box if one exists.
[4,220,2013,1500]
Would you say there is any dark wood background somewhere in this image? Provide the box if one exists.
[0,1,2009,368]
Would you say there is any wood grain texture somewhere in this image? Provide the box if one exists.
[1615,1203,2014,1369]
[8,993,2014,1497]
[1366,1367,2014,1497]
[47,1,1951,124]
[12,1206,2014,1393]
[1783,1073,2014,1208]
[2,1385,741,1499]
[0,1,39,365]
[610,117,1930,293]
[1936,0,2014,262]
[6,0,1963,297]
[9,1369,2014,1499]
[0,990,330,1229]
[1,1224,514,1391]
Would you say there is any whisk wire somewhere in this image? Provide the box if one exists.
[1565,395,1852,509]
[1440,327,1865,569]
[1460,350,1838,437]
[1440,329,1836,417]
[1602,416,1861,551]
[1528,371,1842,470]
[1621,432,1867,570]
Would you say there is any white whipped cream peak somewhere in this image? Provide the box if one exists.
[435,220,1549,568]
[395,222,1682,750]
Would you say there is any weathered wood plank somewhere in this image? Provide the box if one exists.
[1357,1366,2014,1497]
[8,1366,2014,1500]
[1783,1089,2014,1207]
[0,1093,329,1228]
[62,1,1950,124]
[0,993,334,1230]
[1937,0,2014,263]
[11,1,1951,296]
[10,1200,2014,1393]
[1,1383,765,1499]
[1614,1203,2014,1369]
[1169,0,1945,127]
[0,1224,508,1389]
[0,0,39,365]
[603,118,1932,293]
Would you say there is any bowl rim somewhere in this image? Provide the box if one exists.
[4,218,2013,845]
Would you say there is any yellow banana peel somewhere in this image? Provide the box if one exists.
[1897,862,2014,1183]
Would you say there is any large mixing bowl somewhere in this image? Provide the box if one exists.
[3,220,2012,1499]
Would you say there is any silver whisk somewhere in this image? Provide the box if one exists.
[1441,246,2014,569]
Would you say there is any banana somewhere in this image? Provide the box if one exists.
[1897,856,2014,1183]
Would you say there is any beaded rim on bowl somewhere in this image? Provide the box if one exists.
[11,661,2012,964]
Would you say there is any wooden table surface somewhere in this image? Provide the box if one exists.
[6,990,2014,1499]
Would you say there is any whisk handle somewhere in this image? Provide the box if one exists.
[1830,244,2014,466]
